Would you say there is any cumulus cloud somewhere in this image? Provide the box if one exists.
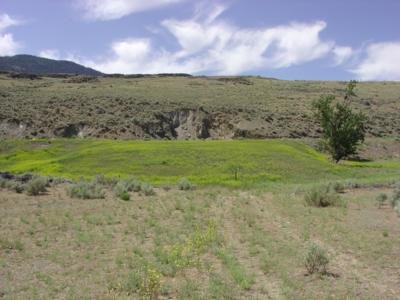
[39,49,61,60]
[332,46,353,65]
[0,13,20,31]
[84,5,337,75]
[352,42,400,81]
[0,14,21,56]
[76,0,184,21]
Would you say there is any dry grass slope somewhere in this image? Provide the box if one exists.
[0,185,399,299]
[0,74,399,139]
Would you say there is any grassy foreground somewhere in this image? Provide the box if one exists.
[1,139,400,299]
[0,139,399,187]
[1,185,399,299]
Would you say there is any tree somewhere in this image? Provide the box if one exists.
[313,81,366,163]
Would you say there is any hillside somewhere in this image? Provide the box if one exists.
[0,74,399,139]
[0,55,102,76]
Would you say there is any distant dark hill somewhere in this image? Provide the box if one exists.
[0,54,103,76]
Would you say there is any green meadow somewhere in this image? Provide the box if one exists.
[1,138,399,187]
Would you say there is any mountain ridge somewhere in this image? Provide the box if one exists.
[0,54,103,76]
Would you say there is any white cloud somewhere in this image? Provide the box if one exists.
[0,33,20,56]
[0,14,21,56]
[83,5,337,75]
[332,46,353,65]
[39,49,61,60]
[0,14,20,32]
[352,42,400,81]
[76,0,184,21]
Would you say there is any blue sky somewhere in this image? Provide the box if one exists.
[0,0,399,80]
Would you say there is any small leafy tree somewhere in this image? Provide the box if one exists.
[313,81,366,162]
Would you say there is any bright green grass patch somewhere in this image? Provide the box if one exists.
[0,139,399,187]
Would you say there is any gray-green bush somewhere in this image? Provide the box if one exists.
[305,243,329,275]
[7,181,25,193]
[92,174,117,186]
[68,178,105,199]
[390,186,400,208]
[376,193,388,208]
[330,182,345,193]
[395,205,400,217]
[140,182,155,196]
[114,178,153,199]
[0,178,7,189]
[177,178,194,191]
[305,186,343,207]
[26,176,48,196]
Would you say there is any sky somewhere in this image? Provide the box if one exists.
[0,0,399,80]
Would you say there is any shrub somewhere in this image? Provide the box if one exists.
[92,174,117,186]
[330,182,345,193]
[114,178,142,199]
[68,178,105,199]
[123,178,142,192]
[26,176,48,196]
[0,178,7,189]
[395,204,400,217]
[120,192,130,201]
[6,181,25,193]
[114,181,128,198]
[390,187,400,208]
[114,265,162,298]
[177,178,194,191]
[305,244,329,275]
[376,193,388,208]
[140,182,155,196]
[305,186,343,207]
[139,266,162,299]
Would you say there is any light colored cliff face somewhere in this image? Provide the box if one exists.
[0,108,321,140]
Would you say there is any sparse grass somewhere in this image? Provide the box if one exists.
[0,185,399,298]
[177,279,201,300]
[216,247,254,290]
[0,238,24,252]
[156,221,218,275]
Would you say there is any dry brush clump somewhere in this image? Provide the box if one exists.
[177,178,195,191]
[391,184,400,216]
[0,174,50,195]
[26,176,49,196]
[304,185,345,207]
[67,178,105,199]
[113,178,155,199]
[305,243,329,275]
[376,193,388,208]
